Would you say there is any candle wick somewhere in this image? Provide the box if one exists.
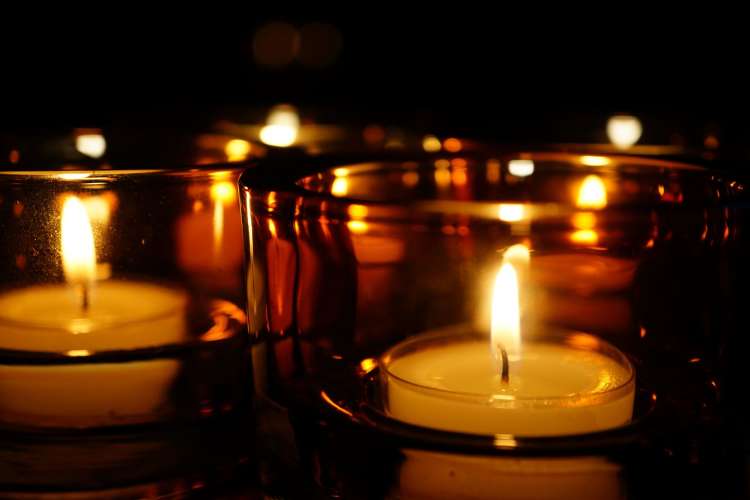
[81,284,89,314]
[497,342,509,385]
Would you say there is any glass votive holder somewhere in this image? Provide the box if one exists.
[241,151,745,497]
[0,167,247,430]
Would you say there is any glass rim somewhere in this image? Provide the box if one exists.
[239,150,723,220]
[0,166,246,179]
[379,328,636,408]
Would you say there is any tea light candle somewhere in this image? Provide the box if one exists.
[0,197,187,427]
[381,262,635,437]
[381,260,635,499]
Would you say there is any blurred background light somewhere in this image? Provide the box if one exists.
[75,131,106,159]
[607,115,642,150]
[508,159,534,177]
[253,22,300,68]
[298,23,342,68]
[259,104,300,147]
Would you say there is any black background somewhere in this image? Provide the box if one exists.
[0,13,747,160]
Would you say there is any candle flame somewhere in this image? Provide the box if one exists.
[577,175,607,209]
[61,196,96,287]
[491,262,521,361]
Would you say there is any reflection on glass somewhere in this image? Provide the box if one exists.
[508,159,534,177]
[259,104,300,147]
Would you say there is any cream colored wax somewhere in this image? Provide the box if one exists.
[384,338,634,437]
[382,334,634,500]
[0,281,187,427]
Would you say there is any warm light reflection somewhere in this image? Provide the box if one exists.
[498,203,525,222]
[75,133,107,159]
[61,197,96,287]
[422,135,442,152]
[451,168,468,186]
[358,357,378,375]
[443,138,462,153]
[331,177,349,196]
[491,262,521,360]
[503,243,530,268]
[486,159,501,183]
[347,220,368,234]
[66,349,91,357]
[348,204,368,219]
[607,115,642,150]
[211,181,236,259]
[59,172,92,181]
[225,139,252,161]
[577,175,607,209]
[402,170,420,187]
[211,181,237,203]
[570,229,599,245]
[580,155,611,167]
[508,159,534,177]
[82,196,112,226]
[259,105,300,147]
[434,167,451,188]
[572,212,596,229]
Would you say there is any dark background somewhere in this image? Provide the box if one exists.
[0,15,747,161]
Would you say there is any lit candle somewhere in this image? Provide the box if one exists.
[380,259,635,437]
[0,196,187,427]
[380,254,636,500]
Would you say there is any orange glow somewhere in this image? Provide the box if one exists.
[61,196,96,288]
[211,181,237,203]
[359,357,378,374]
[435,167,451,188]
[331,177,349,196]
[348,204,368,219]
[486,159,501,183]
[259,105,299,147]
[443,137,462,153]
[225,139,251,161]
[321,390,353,417]
[267,219,277,238]
[402,171,420,187]
[579,155,611,167]
[422,135,442,152]
[347,220,368,234]
[451,168,468,186]
[363,124,386,144]
[570,229,599,245]
[572,212,596,230]
[491,262,521,360]
[577,175,607,209]
[498,203,525,222]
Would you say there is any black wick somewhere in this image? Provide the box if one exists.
[81,284,89,313]
[497,342,509,384]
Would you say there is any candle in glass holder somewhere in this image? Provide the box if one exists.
[0,196,187,427]
[380,257,635,500]
[381,260,635,437]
